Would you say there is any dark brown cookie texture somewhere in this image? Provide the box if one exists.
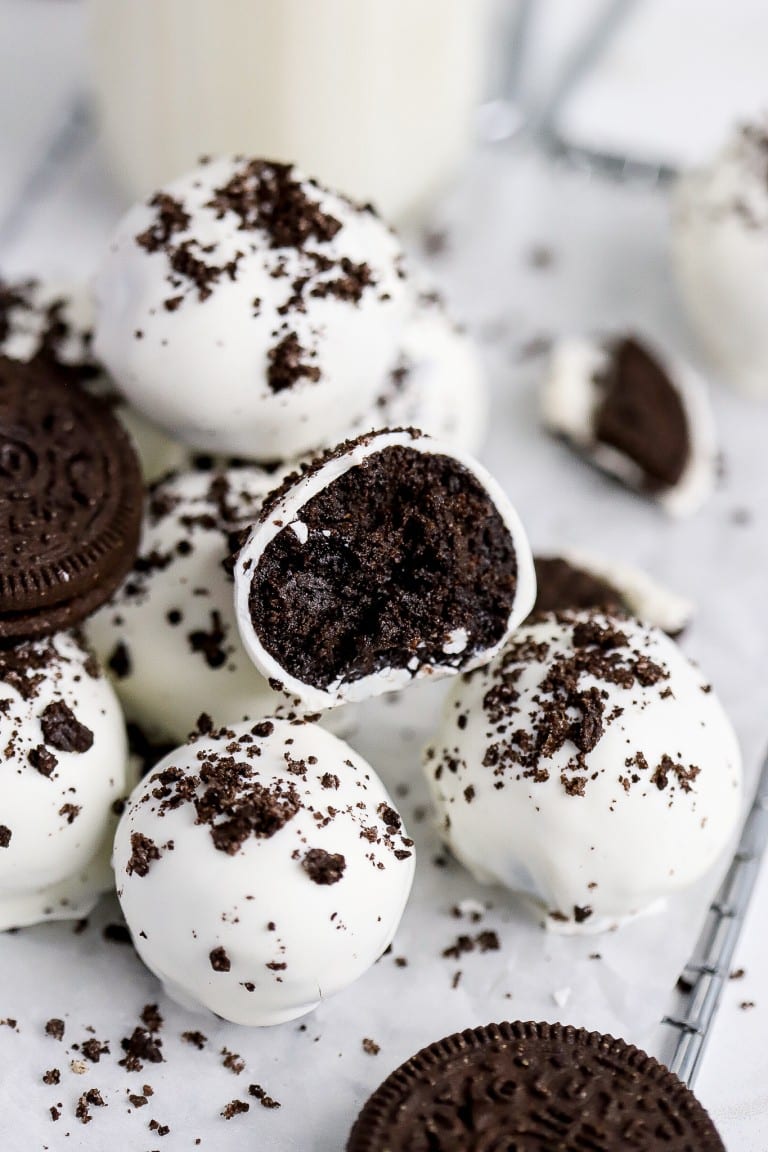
[246,435,519,693]
[532,556,626,619]
[0,357,143,640]
[347,1021,725,1152]
[596,337,690,493]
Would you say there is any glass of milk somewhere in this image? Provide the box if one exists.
[87,0,491,222]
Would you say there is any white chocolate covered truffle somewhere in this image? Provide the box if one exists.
[340,292,488,456]
[114,717,415,1025]
[672,122,768,399]
[424,611,742,933]
[0,631,132,930]
[542,335,716,517]
[234,429,536,711]
[94,157,411,460]
[0,277,187,482]
[87,466,286,744]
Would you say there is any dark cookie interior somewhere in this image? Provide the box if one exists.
[0,357,143,639]
[348,1021,725,1152]
[595,338,690,491]
[532,555,626,617]
[248,445,517,690]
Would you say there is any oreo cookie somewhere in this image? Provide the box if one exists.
[0,357,143,640]
[347,1021,725,1152]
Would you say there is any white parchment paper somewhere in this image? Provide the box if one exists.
[0,151,766,1151]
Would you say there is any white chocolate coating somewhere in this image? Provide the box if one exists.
[234,429,537,711]
[114,718,415,1025]
[542,336,717,517]
[0,631,132,930]
[556,549,694,637]
[672,123,768,399]
[0,277,187,482]
[93,157,411,459]
[340,293,488,455]
[86,467,287,744]
[424,612,742,934]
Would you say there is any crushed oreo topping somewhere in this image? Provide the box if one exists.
[431,611,678,801]
[146,726,301,855]
[39,700,94,754]
[126,832,162,878]
[209,947,231,973]
[302,848,346,885]
[207,160,342,248]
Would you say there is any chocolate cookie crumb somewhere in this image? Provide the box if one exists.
[363,1038,380,1056]
[75,1088,106,1124]
[267,331,321,393]
[210,946,231,972]
[40,700,94,753]
[81,1038,109,1063]
[302,848,346,885]
[126,832,162,877]
[221,1047,245,1074]
[28,744,58,777]
[249,1083,281,1109]
[221,1099,250,1120]
[182,1030,208,1050]
[45,1019,65,1041]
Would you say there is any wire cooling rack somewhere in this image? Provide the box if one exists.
[661,752,768,1086]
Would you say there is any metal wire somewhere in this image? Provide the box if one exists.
[662,750,768,1087]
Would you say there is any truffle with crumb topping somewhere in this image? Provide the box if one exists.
[424,611,741,932]
[114,717,414,1025]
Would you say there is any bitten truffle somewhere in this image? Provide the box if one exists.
[234,429,536,710]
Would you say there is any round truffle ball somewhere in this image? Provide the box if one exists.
[114,717,415,1025]
[0,631,132,930]
[87,466,286,744]
[424,611,742,933]
[94,157,411,459]
[339,291,488,456]
[672,121,768,399]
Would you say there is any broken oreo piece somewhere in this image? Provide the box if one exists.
[0,357,143,640]
[533,552,693,637]
[347,1020,725,1152]
[541,335,716,517]
[234,429,535,710]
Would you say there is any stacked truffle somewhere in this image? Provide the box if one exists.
[425,611,741,932]
[0,148,744,1063]
[0,155,536,1028]
[93,156,488,462]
